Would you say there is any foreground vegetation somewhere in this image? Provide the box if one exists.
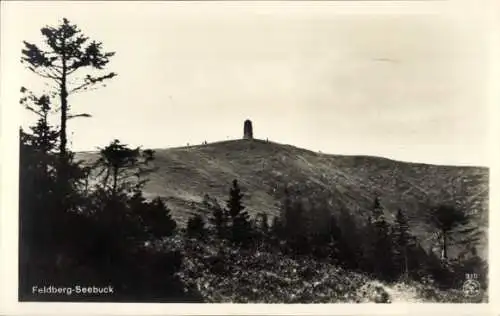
[19,18,487,303]
[163,235,484,303]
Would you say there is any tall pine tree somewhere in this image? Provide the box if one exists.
[393,209,411,279]
[21,18,116,159]
[369,197,395,280]
[226,179,251,246]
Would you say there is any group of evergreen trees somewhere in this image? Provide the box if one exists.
[185,181,485,288]
[187,180,258,247]
[18,18,200,302]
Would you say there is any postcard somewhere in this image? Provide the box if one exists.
[0,1,498,315]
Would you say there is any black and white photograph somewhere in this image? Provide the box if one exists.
[0,0,498,313]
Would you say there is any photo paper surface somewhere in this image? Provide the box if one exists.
[0,1,498,315]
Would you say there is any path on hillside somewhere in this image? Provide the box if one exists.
[383,283,422,303]
[359,281,423,303]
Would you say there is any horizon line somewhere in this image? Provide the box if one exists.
[74,138,489,169]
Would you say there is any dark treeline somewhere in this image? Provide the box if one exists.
[191,182,487,289]
[19,18,486,302]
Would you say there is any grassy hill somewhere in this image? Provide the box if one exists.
[77,138,488,260]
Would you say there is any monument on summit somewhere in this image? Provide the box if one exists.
[243,119,253,140]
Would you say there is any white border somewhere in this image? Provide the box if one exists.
[1,1,499,315]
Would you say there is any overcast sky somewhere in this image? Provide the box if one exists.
[1,1,495,166]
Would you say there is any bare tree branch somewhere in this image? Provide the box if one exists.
[68,72,116,94]
[67,113,92,120]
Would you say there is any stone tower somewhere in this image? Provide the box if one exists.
[243,119,253,140]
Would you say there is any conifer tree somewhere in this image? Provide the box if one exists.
[285,198,309,255]
[20,89,59,156]
[141,197,177,239]
[327,214,343,262]
[226,179,251,245]
[308,199,333,258]
[336,207,364,270]
[19,92,60,253]
[227,179,245,219]
[21,18,116,159]
[393,209,411,279]
[369,197,395,279]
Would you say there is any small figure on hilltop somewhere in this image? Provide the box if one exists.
[243,119,253,140]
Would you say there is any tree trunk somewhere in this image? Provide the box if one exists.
[442,231,448,261]
[60,66,68,158]
[56,43,69,212]
[404,249,409,279]
[112,166,118,197]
